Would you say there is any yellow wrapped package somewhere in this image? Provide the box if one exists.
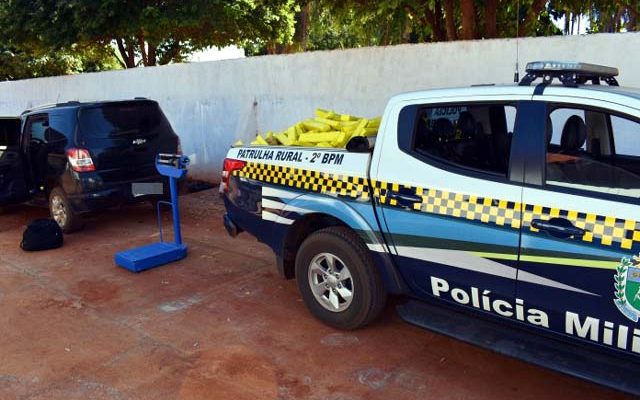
[251,134,268,145]
[298,131,341,143]
[302,120,331,132]
[239,108,381,149]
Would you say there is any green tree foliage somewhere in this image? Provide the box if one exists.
[552,0,639,33]
[287,0,563,52]
[0,41,119,81]
[0,0,297,69]
[0,0,637,80]
[283,0,637,53]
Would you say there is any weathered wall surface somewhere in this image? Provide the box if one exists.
[0,33,637,181]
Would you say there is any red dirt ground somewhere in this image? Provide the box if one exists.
[0,191,630,399]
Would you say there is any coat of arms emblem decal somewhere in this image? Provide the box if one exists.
[614,255,640,322]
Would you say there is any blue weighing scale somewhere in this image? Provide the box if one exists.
[115,153,190,272]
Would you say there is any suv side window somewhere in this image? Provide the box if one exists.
[412,103,516,176]
[28,118,49,145]
[545,106,640,200]
[0,119,20,147]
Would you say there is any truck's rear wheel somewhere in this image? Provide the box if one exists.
[49,187,82,233]
[295,227,387,330]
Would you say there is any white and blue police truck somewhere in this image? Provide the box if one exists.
[221,62,640,393]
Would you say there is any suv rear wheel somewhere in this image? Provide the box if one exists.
[295,227,387,330]
[49,187,82,233]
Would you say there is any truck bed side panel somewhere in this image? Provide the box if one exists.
[223,146,405,292]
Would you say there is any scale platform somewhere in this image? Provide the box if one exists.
[115,153,190,273]
[115,242,187,273]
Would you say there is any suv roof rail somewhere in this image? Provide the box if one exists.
[21,103,57,114]
[56,101,81,106]
[519,61,619,88]
[21,100,84,115]
[133,97,147,100]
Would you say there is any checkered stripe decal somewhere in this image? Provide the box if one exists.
[520,205,639,250]
[370,180,640,250]
[233,163,640,250]
[233,162,370,201]
[371,181,523,229]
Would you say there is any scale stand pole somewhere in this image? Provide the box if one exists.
[169,176,182,246]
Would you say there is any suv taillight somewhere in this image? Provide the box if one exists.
[66,148,95,172]
[220,158,246,193]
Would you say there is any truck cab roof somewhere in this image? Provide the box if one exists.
[390,84,640,110]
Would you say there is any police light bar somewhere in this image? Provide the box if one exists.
[519,61,619,87]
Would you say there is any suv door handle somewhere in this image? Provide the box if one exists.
[387,192,423,203]
[531,218,586,238]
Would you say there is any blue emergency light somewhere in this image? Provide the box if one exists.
[115,153,190,272]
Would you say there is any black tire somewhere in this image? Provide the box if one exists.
[295,227,387,330]
[49,187,82,233]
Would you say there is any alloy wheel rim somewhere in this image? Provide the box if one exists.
[51,195,67,227]
[307,252,354,312]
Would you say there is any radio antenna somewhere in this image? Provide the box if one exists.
[514,0,520,83]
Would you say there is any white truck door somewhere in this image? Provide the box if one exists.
[370,96,527,316]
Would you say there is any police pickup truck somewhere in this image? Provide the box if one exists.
[222,62,640,392]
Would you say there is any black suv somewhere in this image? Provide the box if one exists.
[0,99,181,232]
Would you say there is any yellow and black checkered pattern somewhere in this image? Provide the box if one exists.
[371,181,523,229]
[234,162,370,201]
[234,162,640,251]
[520,205,639,250]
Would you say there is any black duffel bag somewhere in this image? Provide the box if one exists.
[20,219,63,251]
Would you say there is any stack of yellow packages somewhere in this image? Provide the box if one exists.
[233,108,381,148]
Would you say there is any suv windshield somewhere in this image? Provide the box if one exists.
[78,102,173,140]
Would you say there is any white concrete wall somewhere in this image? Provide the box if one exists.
[0,32,638,182]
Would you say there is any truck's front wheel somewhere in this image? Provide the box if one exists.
[295,227,387,330]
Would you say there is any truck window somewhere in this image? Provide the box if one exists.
[412,103,515,176]
[548,108,587,148]
[545,107,640,201]
[612,115,640,156]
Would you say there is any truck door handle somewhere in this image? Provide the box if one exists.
[387,192,423,203]
[531,218,586,238]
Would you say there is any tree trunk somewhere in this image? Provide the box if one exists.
[460,0,476,40]
[570,13,575,34]
[115,38,135,69]
[630,3,638,31]
[294,2,310,51]
[126,40,136,67]
[484,0,498,38]
[519,0,547,36]
[443,0,457,41]
[428,0,446,41]
[148,44,156,66]
[138,35,148,66]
